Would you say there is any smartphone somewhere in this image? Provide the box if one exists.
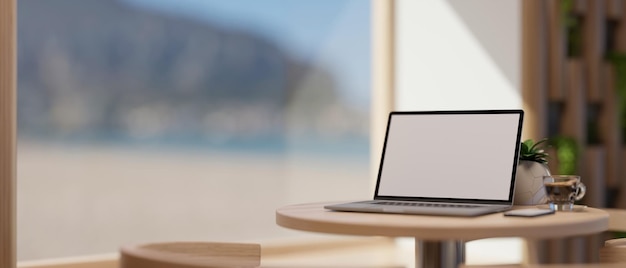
[503,208,555,217]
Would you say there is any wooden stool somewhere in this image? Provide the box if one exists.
[600,238,626,263]
[120,242,261,268]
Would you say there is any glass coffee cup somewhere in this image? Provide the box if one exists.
[542,175,586,211]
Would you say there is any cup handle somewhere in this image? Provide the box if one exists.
[575,182,586,201]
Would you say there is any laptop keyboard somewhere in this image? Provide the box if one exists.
[373,201,480,208]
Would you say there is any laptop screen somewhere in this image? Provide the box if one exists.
[374,110,523,202]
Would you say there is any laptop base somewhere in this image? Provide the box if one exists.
[324,201,511,217]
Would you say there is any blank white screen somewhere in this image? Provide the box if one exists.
[377,113,520,200]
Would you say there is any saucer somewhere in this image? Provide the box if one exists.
[536,204,587,212]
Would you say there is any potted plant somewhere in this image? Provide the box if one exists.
[513,138,551,205]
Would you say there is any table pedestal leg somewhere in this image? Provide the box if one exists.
[415,238,465,268]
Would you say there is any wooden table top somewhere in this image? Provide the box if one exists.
[276,201,609,241]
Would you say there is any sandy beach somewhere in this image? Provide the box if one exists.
[16,142,371,260]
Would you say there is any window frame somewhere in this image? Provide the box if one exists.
[0,0,17,267]
[371,0,395,186]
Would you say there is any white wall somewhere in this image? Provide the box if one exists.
[395,0,522,111]
[394,1,524,264]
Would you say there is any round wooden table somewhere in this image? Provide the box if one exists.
[276,202,609,268]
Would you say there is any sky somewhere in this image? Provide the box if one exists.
[121,0,371,109]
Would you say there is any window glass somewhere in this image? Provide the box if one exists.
[17,0,370,260]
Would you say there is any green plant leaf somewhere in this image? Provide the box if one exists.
[519,138,549,164]
[529,138,548,151]
[522,139,533,147]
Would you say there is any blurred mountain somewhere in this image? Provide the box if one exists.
[17,0,367,146]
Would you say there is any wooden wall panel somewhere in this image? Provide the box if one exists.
[584,147,606,207]
[606,0,623,19]
[548,0,566,101]
[574,0,588,14]
[526,0,626,263]
[0,0,16,267]
[566,236,587,263]
[522,0,549,140]
[619,149,626,207]
[586,234,602,262]
[616,1,626,50]
[584,0,606,102]
[533,0,626,208]
[562,60,587,143]
[600,63,621,189]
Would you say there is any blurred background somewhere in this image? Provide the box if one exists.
[16,0,371,260]
[14,0,626,264]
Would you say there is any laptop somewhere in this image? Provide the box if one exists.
[325,109,524,217]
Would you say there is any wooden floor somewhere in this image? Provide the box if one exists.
[16,237,525,268]
[17,237,412,268]
[261,237,413,268]
[261,237,524,268]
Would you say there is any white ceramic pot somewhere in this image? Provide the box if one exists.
[513,160,551,205]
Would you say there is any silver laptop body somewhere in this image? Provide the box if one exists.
[325,110,524,217]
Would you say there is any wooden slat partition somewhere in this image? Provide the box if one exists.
[522,0,549,140]
[574,0,588,14]
[548,0,566,101]
[607,0,623,19]
[620,149,626,207]
[566,236,587,263]
[585,147,607,207]
[584,0,606,102]
[523,0,626,263]
[562,60,586,143]
[600,63,622,189]
[547,239,566,263]
[0,0,16,267]
[616,0,626,50]
[526,0,626,209]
